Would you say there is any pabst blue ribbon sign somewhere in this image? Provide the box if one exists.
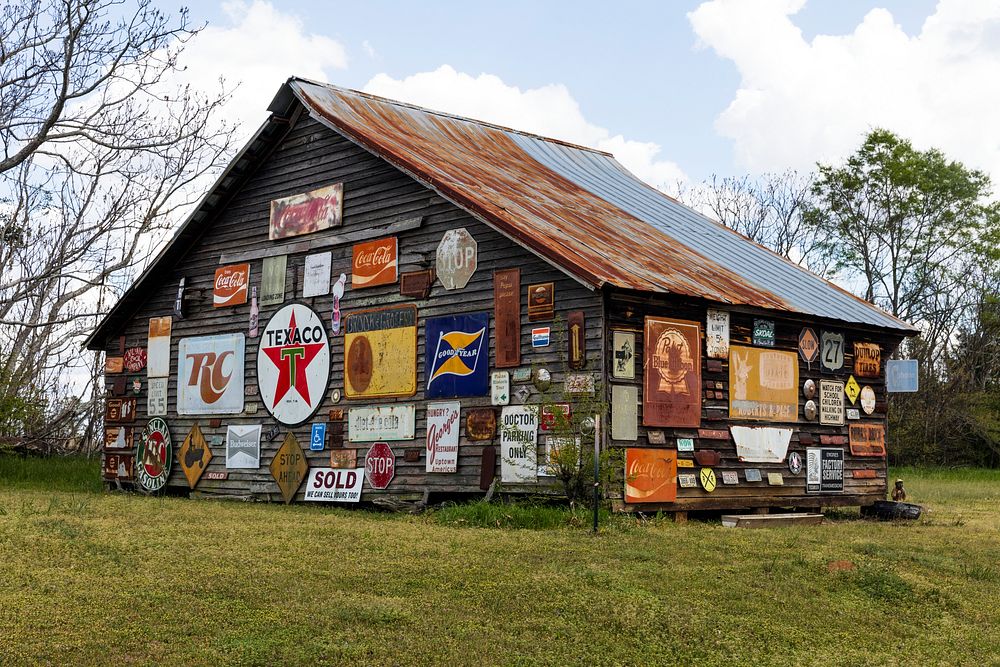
[426,313,490,398]
[177,333,245,415]
[257,304,330,425]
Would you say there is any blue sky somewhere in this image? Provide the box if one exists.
[176,1,995,188]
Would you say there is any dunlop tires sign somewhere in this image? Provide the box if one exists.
[344,305,417,399]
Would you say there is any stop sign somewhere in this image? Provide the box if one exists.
[436,228,477,290]
[365,442,395,489]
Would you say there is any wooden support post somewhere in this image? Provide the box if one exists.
[674,511,688,524]
[753,507,770,515]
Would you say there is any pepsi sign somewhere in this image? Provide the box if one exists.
[426,313,490,398]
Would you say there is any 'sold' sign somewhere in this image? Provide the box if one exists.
[304,467,363,502]
[527,283,554,321]
[819,380,845,426]
[853,342,881,378]
[624,448,677,503]
[494,269,520,368]
[426,401,461,473]
[705,309,729,359]
[352,237,398,288]
[178,424,212,489]
[500,406,538,483]
[643,316,701,427]
[177,334,245,415]
[820,332,844,372]
[147,316,171,378]
[257,304,330,426]
[348,405,416,442]
[365,442,396,489]
[798,328,819,364]
[436,228,477,290]
[136,417,172,492]
[849,423,886,457]
[729,346,798,422]
[270,433,308,503]
[426,313,490,398]
[269,182,343,240]
[213,263,250,307]
[345,305,417,399]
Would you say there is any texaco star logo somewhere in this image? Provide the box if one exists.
[257,303,330,426]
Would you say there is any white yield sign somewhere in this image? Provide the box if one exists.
[436,228,477,290]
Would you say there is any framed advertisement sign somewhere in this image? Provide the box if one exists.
[351,237,397,288]
[426,401,461,473]
[177,333,245,415]
[643,316,701,427]
[624,448,677,503]
[213,263,250,308]
[729,346,798,422]
[257,303,330,426]
[426,313,490,398]
[344,305,417,399]
[225,424,261,469]
[269,182,343,240]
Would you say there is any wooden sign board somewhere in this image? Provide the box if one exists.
[568,311,586,370]
[466,408,496,441]
[643,316,701,427]
[819,380,845,426]
[705,309,729,359]
[611,331,635,379]
[179,424,212,489]
[352,237,398,289]
[854,342,881,378]
[527,282,554,321]
[344,305,417,399]
[729,346,798,422]
[269,182,343,240]
[270,433,308,504]
[624,448,677,503]
[400,269,435,299]
[849,423,886,457]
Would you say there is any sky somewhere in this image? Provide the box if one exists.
[171,0,994,191]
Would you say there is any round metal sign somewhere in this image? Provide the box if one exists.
[135,417,172,492]
[257,303,330,426]
[804,399,817,420]
[788,451,803,475]
[365,442,396,489]
[699,467,717,493]
[436,228,478,290]
[860,385,876,414]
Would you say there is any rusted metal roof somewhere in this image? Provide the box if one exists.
[288,78,915,332]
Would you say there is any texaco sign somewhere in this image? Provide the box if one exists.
[257,303,330,426]
[135,417,172,492]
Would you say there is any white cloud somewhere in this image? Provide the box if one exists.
[177,1,348,135]
[363,66,687,191]
[689,0,1000,181]
[362,40,377,59]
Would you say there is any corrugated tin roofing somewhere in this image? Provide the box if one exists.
[289,78,915,332]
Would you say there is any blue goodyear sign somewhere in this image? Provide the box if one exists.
[426,313,490,398]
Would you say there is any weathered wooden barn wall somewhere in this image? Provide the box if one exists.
[605,289,903,511]
[100,110,604,500]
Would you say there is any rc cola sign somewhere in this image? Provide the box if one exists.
[177,334,245,415]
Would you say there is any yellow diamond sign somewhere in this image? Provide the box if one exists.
[845,376,861,404]
[270,433,308,504]
[179,424,212,489]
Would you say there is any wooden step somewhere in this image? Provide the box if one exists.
[721,513,824,528]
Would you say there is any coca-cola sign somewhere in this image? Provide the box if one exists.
[269,183,343,241]
[213,263,250,307]
[351,237,397,288]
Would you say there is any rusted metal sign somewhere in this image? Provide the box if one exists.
[500,405,538,483]
[400,269,435,299]
[104,427,133,451]
[330,448,358,469]
[527,282,554,321]
[426,401,460,473]
[177,333,245,415]
[849,423,886,457]
[303,251,332,298]
[136,417,172,492]
[845,376,861,404]
[493,268,521,368]
[752,319,775,347]
[693,450,721,466]
[624,448,677,503]
[706,309,729,359]
[853,342,881,378]
[886,359,919,392]
[105,398,136,423]
[466,408,497,441]
[806,447,844,493]
[365,442,396,489]
[729,346,798,422]
[304,467,364,502]
[731,425,792,463]
[568,311,586,370]
[348,404,416,442]
[798,328,819,365]
[819,380,845,426]
[820,331,844,372]
[491,371,510,406]
[123,348,147,373]
[179,424,212,489]
[270,433,308,504]
[565,374,595,394]
[269,182,343,240]
[352,236,398,288]
[214,263,250,308]
[260,254,287,306]
[105,356,124,374]
[257,304,330,426]
[699,468,717,492]
[611,385,638,441]
[344,305,417,399]
[436,228,478,290]
[611,330,635,379]
[147,316,171,378]
[860,386,876,414]
[225,424,261,469]
[643,316,701,428]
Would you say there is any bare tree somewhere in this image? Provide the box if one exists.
[0,0,235,453]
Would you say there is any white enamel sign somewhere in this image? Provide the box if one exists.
[491,371,510,406]
[348,404,416,442]
[706,309,730,359]
[500,405,538,483]
[819,380,845,425]
[303,251,332,298]
[257,303,330,426]
[225,424,261,469]
[731,425,792,463]
[611,384,638,441]
[177,334,245,415]
[303,467,364,502]
[147,377,168,417]
[426,401,461,473]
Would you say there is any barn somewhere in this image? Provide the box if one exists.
[86,77,917,512]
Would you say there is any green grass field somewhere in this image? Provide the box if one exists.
[1,458,998,666]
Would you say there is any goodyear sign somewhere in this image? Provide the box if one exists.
[344,305,417,399]
[426,313,490,398]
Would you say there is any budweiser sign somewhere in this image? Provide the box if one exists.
[213,263,250,307]
[351,237,397,288]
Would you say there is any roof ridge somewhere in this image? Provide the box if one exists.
[289,76,615,158]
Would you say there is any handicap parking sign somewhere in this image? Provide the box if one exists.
[310,422,327,451]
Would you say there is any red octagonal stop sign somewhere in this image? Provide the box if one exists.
[365,442,395,489]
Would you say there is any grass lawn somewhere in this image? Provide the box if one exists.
[1,459,999,666]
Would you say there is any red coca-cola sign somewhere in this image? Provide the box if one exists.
[351,237,397,288]
[365,442,395,489]
[214,263,250,307]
